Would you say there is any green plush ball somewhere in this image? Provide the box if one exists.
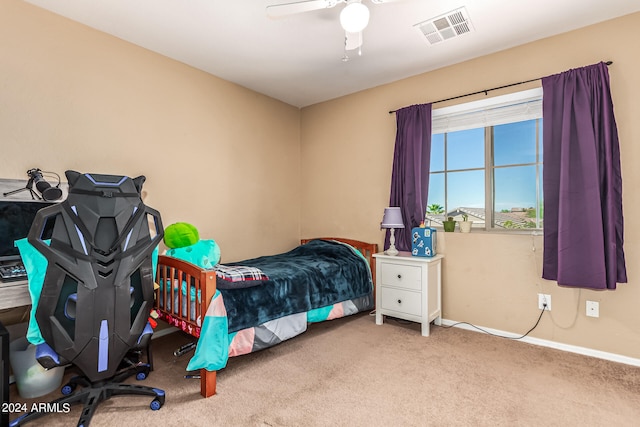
[164,222,200,249]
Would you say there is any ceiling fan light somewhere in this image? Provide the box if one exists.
[340,2,370,33]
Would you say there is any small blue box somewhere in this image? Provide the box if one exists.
[411,227,437,257]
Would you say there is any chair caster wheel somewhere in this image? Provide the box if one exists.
[61,383,76,395]
[150,398,163,411]
[136,364,151,380]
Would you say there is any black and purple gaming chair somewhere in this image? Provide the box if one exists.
[11,170,165,427]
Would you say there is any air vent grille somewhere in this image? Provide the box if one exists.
[415,7,474,46]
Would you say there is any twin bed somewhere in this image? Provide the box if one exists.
[154,237,378,398]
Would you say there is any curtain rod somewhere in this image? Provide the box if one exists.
[388,60,613,114]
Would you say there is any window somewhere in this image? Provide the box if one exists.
[426,88,543,230]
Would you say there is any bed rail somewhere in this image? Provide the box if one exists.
[155,254,217,397]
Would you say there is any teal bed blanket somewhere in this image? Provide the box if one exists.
[183,239,374,371]
[218,239,373,333]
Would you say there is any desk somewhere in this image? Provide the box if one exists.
[1,176,65,311]
[1,320,9,427]
[0,277,31,426]
[0,280,31,310]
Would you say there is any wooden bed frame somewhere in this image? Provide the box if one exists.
[154,237,378,398]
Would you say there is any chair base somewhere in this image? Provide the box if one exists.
[10,364,165,427]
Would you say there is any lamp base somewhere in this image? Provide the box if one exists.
[385,227,400,256]
[385,246,399,256]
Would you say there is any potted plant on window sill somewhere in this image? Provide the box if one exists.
[443,216,456,232]
[459,214,472,233]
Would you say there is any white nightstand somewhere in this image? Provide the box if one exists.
[373,252,443,337]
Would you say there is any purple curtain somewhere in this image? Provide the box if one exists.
[542,62,627,290]
[386,104,432,252]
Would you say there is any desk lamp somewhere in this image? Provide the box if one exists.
[381,207,404,256]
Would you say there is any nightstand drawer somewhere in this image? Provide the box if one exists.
[380,262,421,291]
[380,286,421,317]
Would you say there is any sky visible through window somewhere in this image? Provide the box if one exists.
[428,119,542,215]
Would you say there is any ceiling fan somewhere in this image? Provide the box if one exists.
[266,0,402,60]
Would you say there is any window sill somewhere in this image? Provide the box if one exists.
[432,227,542,236]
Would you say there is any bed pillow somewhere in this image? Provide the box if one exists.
[214,264,269,290]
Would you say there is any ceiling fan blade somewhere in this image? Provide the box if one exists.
[266,0,342,19]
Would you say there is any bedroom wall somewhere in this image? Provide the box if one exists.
[300,13,640,360]
[0,0,301,265]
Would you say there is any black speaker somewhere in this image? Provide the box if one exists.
[0,321,9,427]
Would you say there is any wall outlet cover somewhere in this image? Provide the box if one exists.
[538,293,551,311]
[586,301,600,318]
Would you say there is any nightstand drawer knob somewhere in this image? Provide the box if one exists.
[397,299,402,304]
[397,274,402,279]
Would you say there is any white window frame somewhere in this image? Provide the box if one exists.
[430,88,543,231]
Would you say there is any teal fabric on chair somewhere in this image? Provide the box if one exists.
[14,238,49,345]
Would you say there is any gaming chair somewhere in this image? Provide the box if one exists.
[11,171,165,427]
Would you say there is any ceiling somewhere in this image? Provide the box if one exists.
[24,0,640,108]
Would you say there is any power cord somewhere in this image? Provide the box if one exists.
[531,232,580,329]
[438,302,547,340]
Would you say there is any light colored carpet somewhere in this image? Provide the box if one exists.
[9,313,640,426]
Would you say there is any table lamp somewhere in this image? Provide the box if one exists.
[381,207,404,256]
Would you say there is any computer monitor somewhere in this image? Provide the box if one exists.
[0,200,56,264]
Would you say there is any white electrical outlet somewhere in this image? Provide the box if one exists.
[538,293,551,311]
[586,301,599,317]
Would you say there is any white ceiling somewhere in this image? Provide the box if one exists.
[24,0,640,108]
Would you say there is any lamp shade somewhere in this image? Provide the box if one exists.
[380,207,404,229]
[340,2,370,33]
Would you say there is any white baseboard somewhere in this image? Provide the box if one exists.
[440,318,640,368]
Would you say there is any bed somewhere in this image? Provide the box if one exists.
[154,237,378,398]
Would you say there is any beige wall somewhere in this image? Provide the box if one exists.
[2,0,639,361]
[0,0,301,263]
[301,13,640,359]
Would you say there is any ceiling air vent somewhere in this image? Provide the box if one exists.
[415,7,474,46]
